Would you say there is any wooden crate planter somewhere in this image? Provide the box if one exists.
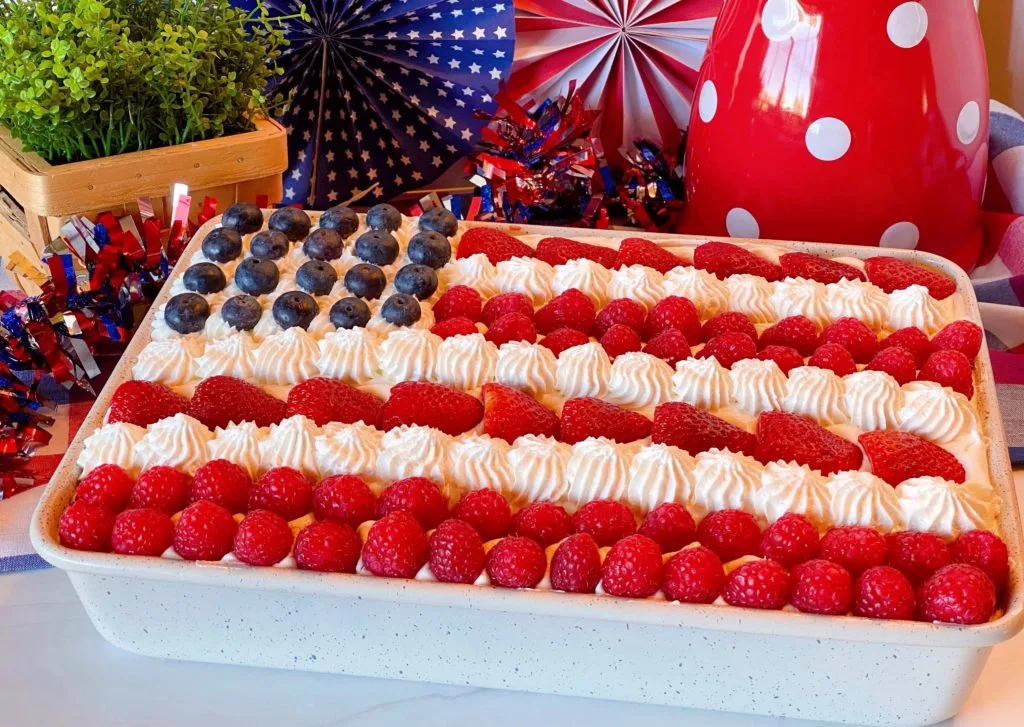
[0,118,288,255]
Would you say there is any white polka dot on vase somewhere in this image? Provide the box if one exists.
[879,221,920,249]
[956,101,981,145]
[698,81,718,123]
[887,2,928,48]
[805,117,851,161]
[726,208,761,239]
[761,0,800,42]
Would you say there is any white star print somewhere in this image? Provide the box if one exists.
[449,58,460,69]
[412,171,423,181]
[444,117,456,129]
[469,63,481,73]
[419,140,430,151]
[297,150,306,162]
[368,168,378,180]
[426,106,438,117]
[489,67,502,80]
[326,151,335,162]
[461,128,473,141]
[494,26,507,39]
[452,29,464,39]
[473,27,485,39]
[348,168,359,179]
[285,187,295,199]
[328,171,337,182]
[427,54,439,64]
[361,150,370,162]
[432,156,442,167]
[327,190,339,202]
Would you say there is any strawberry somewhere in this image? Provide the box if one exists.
[722,560,792,609]
[484,312,537,347]
[699,331,758,369]
[129,466,191,514]
[539,327,590,357]
[59,501,115,552]
[233,510,294,566]
[663,546,726,603]
[790,559,853,615]
[457,228,536,264]
[757,345,804,374]
[643,296,701,342]
[480,383,559,443]
[951,530,1010,590]
[652,402,757,457]
[313,474,377,527]
[601,534,664,598]
[759,513,820,569]
[430,316,479,340]
[866,346,917,385]
[571,499,637,547]
[918,564,996,625]
[561,397,651,445]
[818,317,878,363]
[452,488,512,541]
[107,380,189,427]
[249,467,313,521]
[550,533,602,594]
[535,236,617,268]
[76,464,135,512]
[189,459,252,513]
[599,323,643,359]
[428,518,486,584]
[510,501,572,546]
[807,342,857,377]
[615,237,686,274]
[111,507,174,556]
[294,520,362,573]
[432,285,483,322]
[880,327,932,367]
[697,509,762,562]
[859,430,966,485]
[638,502,697,552]
[693,241,783,282]
[377,477,449,530]
[534,288,596,335]
[758,315,818,356]
[931,320,983,361]
[593,298,647,338]
[779,252,865,284]
[382,381,483,436]
[701,311,756,343]
[287,377,384,427]
[755,411,862,475]
[173,500,238,560]
[918,350,974,398]
[642,328,691,367]
[885,531,951,586]
[486,536,547,588]
[864,256,956,299]
[362,511,429,578]
[188,376,287,429]
[480,292,534,326]
[819,526,886,576]
[853,566,916,620]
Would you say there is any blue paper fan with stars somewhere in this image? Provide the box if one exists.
[238,0,515,208]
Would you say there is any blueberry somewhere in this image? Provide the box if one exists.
[354,230,399,266]
[249,230,290,260]
[183,263,227,294]
[381,293,421,326]
[329,297,371,329]
[394,264,439,300]
[164,293,210,334]
[234,258,280,295]
[318,205,359,236]
[303,228,345,261]
[344,263,387,300]
[201,227,243,263]
[272,291,319,330]
[221,203,264,234]
[268,207,312,241]
[407,231,451,269]
[419,207,458,237]
[296,260,338,296]
[366,203,401,232]
[221,295,263,331]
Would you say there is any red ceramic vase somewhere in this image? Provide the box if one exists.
[682,0,989,271]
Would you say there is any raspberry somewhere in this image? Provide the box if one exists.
[880,327,932,367]
[699,331,758,369]
[758,315,819,356]
[539,327,591,357]
[930,320,983,361]
[790,559,852,615]
[759,513,820,568]
[615,237,686,273]
[859,430,966,485]
[536,236,617,268]
[76,464,134,512]
[571,499,637,547]
[818,317,879,364]
[594,298,648,338]
[643,296,701,342]
[757,344,804,374]
[918,349,974,398]
[778,252,865,284]
[480,383,559,443]
[534,289,597,335]
[693,241,783,282]
[484,312,538,347]
[722,559,792,609]
[510,501,572,546]
[865,346,917,385]
[430,316,479,340]
[287,378,384,428]
[107,380,188,428]
[111,507,175,556]
[652,402,757,457]
[129,466,191,514]
[249,467,313,521]
[362,511,429,578]
[189,459,252,513]
[808,342,857,377]
[428,518,486,583]
[377,477,448,530]
[819,526,886,576]
[950,530,1010,590]
[702,311,757,343]
[697,510,761,562]
[884,531,951,586]
[599,323,643,359]
[559,396,652,445]
[59,501,115,552]
[452,488,512,541]
[638,502,697,552]
[382,381,483,436]
[864,256,956,300]
[480,292,534,326]
[173,500,238,560]
[313,474,377,527]
[294,520,362,573]
[188,376,286,429]
[663,546,725,603]
[853,566,916,620]
[601,534,664,598]
[550,533,602,593]
[233,510,294,566]
[486,536,547,588]
[457,228,536,264]
[918,564,996,625]
[432,285,483,322]
[642,328,691,367]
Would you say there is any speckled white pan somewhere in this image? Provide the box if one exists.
[31,215,1024,726]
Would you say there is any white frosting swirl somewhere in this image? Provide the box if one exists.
[726,274,774,323]
[77,422,145,475]
[507,434,571,505]
[306,311,335,339]
[606,352,674,408]
[495,342,557,395]
[729,358,786,416]
[771,277,829,326]
[435,333,498,389]
[204,307,252,341]
[253,327,320,385]
[552,258,611,306]
[756,462,830,526]
[608,265,665,310]
[827,470,903,532]
[783,366,848,425]
[251,309,284,341]
[195,333,257,380]
[897,381,976,444]
[843,370,903,431]
[316,328,381,384]
[447,253,499,297]
[494,256,554,304]
[564,437,632,509]
[896,476,998,538]
[672,357,732,410]
[377,328,442,384]
[209,421,266,477]
[556,342,611,399]
[376,425,450,485]
[625,443,695,514]
[135,413,212,473]
[825,279,888,329]
[662,267,730,318]
[258,414,320,478]
[691,449,763,516]
[133,338,204,386]
[887,284,948,335]
[448,434,513,495]
[315,422,383,484]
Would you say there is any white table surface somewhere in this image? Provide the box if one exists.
[2,472,1022,727]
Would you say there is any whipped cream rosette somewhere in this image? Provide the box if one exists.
[825,278,888,329]
[253,327,320,385]
[672,357,732,410]
[729,358,786,416]
[134,338,205,386]
[756,461,831,526]
[887,284,948,334]
[258,415,320,478]
[448,434,513,497]
[725,274,774,323]
[556,342,611,399]
[606,352,674,409]
[78,422,146,476]
[134,413,212,474]
[608,265,665,309]
[564,437,634,509]
[315,422,383,489]
[494,257,554,304]
[195,333,257,380]
[662,266,729,318]
[316,328,381,384]
[209,421,266,478]
[378,328,442,384]
[445,253,498,297]
[826,470,903,532]
[551,258,611,306]
[435,333,497,390]
[625,443,695,514]
[507,434,571,505]
[771,277,830,326]
[495,341,557,395]
[376,425,451,491]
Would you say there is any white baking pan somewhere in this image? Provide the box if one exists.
[31,216,1024,726]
